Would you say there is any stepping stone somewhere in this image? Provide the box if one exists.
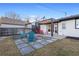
[36,40,42,42]
[17,43,29,49]
[22,39,28,43]
[20,46,34,55]
[39,40,49,45]
[29,42,35,45]
[36,37,42,40]
[15,39,24,45]
[46,39,54,43]
[46,37,52,40]
[31,42,43,49]
[51,38,58,41]
[22,38,27,40]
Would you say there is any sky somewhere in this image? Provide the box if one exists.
[0,3,79,20]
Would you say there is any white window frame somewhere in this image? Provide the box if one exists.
[75,19,79,29]
[62,22,66,29]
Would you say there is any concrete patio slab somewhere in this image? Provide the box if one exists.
[31,42,43,49]
[51,38,58,41]
[20,46,34,55]
[17,43,29,49]
[29,42,35,45]
[46,39,54,43]
[35,36,42,40]
[36,40,43,42]
[22,38,28,43]
[14,35,59,55]
[39,40,49,45]
[46,37,52,40]
[15,39,24,45]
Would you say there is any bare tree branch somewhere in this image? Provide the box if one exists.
[4,11,21,20]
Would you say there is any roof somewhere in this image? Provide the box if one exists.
[0,17,26,25]
[53,14,79,23]
[39,18,54,24]
[25,22,32,25]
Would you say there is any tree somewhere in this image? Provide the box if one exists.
[41,16,45,20]
[25,16,30,23]
[5,11,21,20]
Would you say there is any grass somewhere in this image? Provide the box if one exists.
[0,37,21,56]
[27,38,79,56]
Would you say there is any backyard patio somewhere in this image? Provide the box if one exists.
[13,34,59,55]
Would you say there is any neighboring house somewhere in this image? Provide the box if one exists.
[39,18,54,35]
[53,15,79,38]
[25,21,38,33]
[0,17,26,36]
[25,22,33,33]
[25,21,36,29]
[25,22,32,29]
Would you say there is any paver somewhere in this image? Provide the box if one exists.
[51,38,58,41]
[22,38,28,43]
[29,42,35,45]
[47,37,52,40]
[36,37,42,40]
[17,43,29,49]
[36,39,42,42]
[15,39,24,45]
[39,40,49,45]
[31,42,43,49]
[20,46,34,55]
[46,39,54,43]
[14,35,59,55]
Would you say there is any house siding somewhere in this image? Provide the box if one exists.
[40,25,47,34]
[0,24,25,28]
[26,24,32,29]
[53,23,58,35]
[0,17,26,36]
[58,19,79,37]
[40,24,51,34]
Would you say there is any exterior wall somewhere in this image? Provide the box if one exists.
[26,24,32,28]
[53,23,58,35]
[0,24,26,36]
[26,22,36,29]
[40,25,47,34]
[0,24,25,28]
[40,24,51,34]
[58,19,79,37]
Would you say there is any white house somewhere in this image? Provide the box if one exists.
[53,15,79,38]
[39,18,53,35]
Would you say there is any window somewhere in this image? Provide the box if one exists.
[62,23,66,29]
[75,19,79,29]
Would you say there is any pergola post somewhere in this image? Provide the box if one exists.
[51,19,54,36]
